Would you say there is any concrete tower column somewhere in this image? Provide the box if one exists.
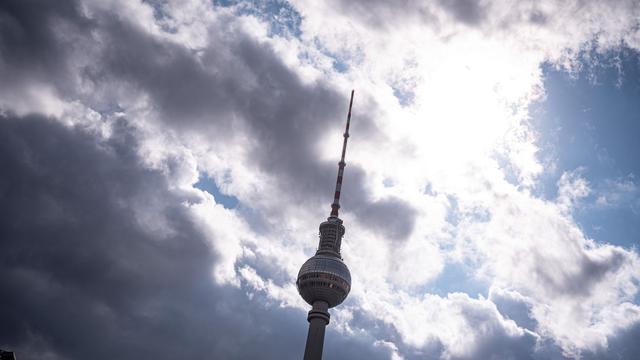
[303,301,330,360]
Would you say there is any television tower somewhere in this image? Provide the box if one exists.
[296,90,354,360]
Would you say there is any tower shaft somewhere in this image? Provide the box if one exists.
[303,319,326,360]
[303,301,330,360]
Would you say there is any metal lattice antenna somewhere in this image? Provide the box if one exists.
[330,90,354,218]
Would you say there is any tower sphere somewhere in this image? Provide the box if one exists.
[296,254,351,308]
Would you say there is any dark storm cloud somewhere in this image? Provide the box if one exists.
[94,9,348,198]
[438,0,488,25]
[0,114,391,360]
[354,195,417,242]
[83,2,418,236]
[0,0,79,67]
[340,166,417,241]
[0,2,418,357]
[0,0,90,91]
[97,16,241,124]
[0,0,418,241]
[7,1,638,359]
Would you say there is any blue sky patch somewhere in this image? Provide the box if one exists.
[426,261,488,298]
[213,0,302,38]
[195,174,239,209]
[532,48,640,248]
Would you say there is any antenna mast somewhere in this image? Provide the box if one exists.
[330,90,354,218]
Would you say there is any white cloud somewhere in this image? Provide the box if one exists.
[557,169,591,212]
[594,175,639,210]
[2,0,640,359]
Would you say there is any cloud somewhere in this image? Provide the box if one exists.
[0,0,91,116]
[0,113,396,359]
[584,322,640,359]
[459,182,640,357]
[359,292,540,360]
[439,0,488,25]
[1,0,640,359]
[594,175,639,209]
[556,169,591,211]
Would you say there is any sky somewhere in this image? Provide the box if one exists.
[1,1,640,359]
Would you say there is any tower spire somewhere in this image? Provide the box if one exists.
[330,89,354,218]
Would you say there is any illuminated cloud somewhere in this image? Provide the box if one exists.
[1,0,639,359]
